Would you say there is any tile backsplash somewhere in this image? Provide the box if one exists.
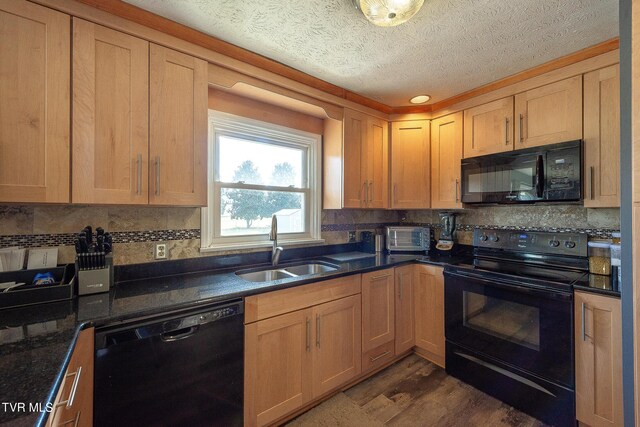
[0,204,620,266]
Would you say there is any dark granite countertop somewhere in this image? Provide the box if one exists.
[0,245,463,426]
[2,242,615,425]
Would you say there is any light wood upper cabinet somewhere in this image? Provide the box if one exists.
[340,108,388,208]
[72,19,149,204]
[575,291,622,427]
[0,1,70,203]
[431,112,463,209]
[149,44,208,206]
[362,269,395,352]
[463,97,514,158]
[312,295,362,397]
[245,308,312,427]
[414,264,445,368]
[46,328,93,427]
[584,65,620,208]
[395,265,415,355]
[390,121,430,209]
[515,76,582,149]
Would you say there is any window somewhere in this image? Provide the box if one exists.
[201,111,322,250]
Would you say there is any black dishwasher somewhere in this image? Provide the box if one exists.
[94,299,244,427]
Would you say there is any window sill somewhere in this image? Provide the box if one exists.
[200,238,326,253]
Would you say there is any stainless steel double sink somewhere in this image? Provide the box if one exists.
[235,260,340,283]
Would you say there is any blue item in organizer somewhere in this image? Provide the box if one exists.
[33,272,56,286]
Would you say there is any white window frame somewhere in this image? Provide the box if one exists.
[201,111,323,251]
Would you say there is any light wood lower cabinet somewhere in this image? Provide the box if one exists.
[362,269,395,353]
[583,65,620,208]
[0,0,70,203]
[395,265,415,355]
[47,328,94,427]
[245,279,362,427]
[414,264,445,367]
[575,291,622,427]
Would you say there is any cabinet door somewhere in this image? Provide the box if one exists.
[390,121,430,209]
[575,292,622,427]
[365,115,389,208]
[149,44,208,206]
[431,112,463,209]
[245,309,312,427]
[312,295,362,397]
[0,1,70,203]
[414,264,445,367]
[584,65,620,208]
[343,108,366,208]
[395,265,415,355]
[515,76,582,149]
[47,328,94,427]
[463,97,514,158]
[72,19,149,204]
[362,269,395,352]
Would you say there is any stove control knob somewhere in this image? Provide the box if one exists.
[549,240,560,247]
[565,241,576,249]
[479,234,488,242]
[489,234,499,242]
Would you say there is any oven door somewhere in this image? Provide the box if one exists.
[444,270,574,387]
[461,151,544,204]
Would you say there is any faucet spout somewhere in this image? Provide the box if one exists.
[270,214,283,266]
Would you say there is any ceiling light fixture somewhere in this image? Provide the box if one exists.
[410,94,431,104]
[353,0,425,27]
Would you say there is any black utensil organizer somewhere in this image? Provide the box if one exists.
[0,264,75,310]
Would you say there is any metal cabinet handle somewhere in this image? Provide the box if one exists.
[136,154,142,195]
[588,166,595,200]
[505,117,510,145]
[306,317,311,352]
[519,114,524,143]
[155,156,161,196]
[368,181,373,207]
[370,350,391,362]
[57,367,82,409]
[581,302,586,341]
[316,314,321,348]
[455,179,460,202]
[393,183,398,205]
[362,181,368,207]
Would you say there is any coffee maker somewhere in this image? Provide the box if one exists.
[435,212,458,251]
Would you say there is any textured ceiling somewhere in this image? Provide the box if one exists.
[123,0,619,107]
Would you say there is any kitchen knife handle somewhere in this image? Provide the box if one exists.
[519,114,524,143]
[136,154,142,195]
[155,156,160,196]
[505,117,509,145]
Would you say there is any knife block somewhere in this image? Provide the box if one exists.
[76,254,113,295]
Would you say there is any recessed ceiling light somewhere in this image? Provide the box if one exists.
[410,95,431,104]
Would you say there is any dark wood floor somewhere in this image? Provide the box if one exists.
[287,354,547,427]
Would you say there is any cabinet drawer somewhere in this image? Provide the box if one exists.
[245,275,361,323]
[362,340,395,373]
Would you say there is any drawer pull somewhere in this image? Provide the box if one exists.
[306,317,311,352]
[316,314,321,348]
[57,367,82,409]
[370,350,391,362]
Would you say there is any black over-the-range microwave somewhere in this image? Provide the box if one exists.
[461,140,582,204]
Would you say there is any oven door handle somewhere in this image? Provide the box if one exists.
[445,271,573,301]
[535,154,544,198]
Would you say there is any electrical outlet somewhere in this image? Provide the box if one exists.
[155,243,167,260]
[348,231,356,243]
